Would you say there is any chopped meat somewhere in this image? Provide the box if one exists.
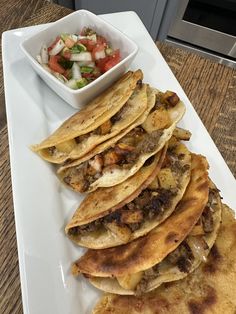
[162,91,180,107]
[103,150,121,166]
[68,220,100,236]
[135,130,162,155]
[48,146,56,155]
[86,164,98,176]
[144,188,176,219]
[167,241,194,273]
[120,127,145,146]
[207,188,219,207]
[148,177,159,190]
[202,206,214,233]
[128,223,142,232]
[114,143,135,155]
[89,155,103,173]
[134,190,151,208]
[68,187,177,238]
[110,102,129,124]
[135,264,159,294]
[75,133,90,143]
[99,119,112,135]
[63,164,89,192]
[120,209,143,224]
[173,127,191,141]
[103,211,121,224]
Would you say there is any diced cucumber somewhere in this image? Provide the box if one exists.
[80,66,94,73]
[76,78,88,88]
[70,44,87,54]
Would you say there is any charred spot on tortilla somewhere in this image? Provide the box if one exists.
[202,245,222,274]
[165,231,179,244]
[187,286,217,314]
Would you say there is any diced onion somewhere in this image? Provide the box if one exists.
[36,55,42,64]
[40,44,49,63]
[52,72,68,83]
[65,79,78,89]
[49,39,65,56]
[69,52,92,62]
[72,62,82,80]
[94,50,106,60]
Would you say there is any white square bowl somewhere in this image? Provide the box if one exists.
[20,9,138,109]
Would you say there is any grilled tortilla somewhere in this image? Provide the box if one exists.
[92,204,234,314]
[31,70,144,164]
[65,139,191,249]
[72,154,209,292]
[58,89,185,193]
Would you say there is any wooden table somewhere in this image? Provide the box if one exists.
[0,1,235,313]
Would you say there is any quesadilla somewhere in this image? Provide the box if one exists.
[31,70,144,164]
[65,139,191,249]
[58,89,185,193]
[92,204,233,314]
[71,154,209,294]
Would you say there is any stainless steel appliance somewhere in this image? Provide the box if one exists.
[167,0,236,68]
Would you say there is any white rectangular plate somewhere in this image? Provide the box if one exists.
[2,11,236,314]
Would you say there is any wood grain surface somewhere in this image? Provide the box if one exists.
[0,1,235,313]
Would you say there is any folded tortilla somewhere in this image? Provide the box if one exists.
[72,154,209,291]
[31,70,144,164]
[92,204,234,314]
[65,139,191,249]
[58,89,185,193]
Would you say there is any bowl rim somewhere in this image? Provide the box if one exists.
[20,9,139,95]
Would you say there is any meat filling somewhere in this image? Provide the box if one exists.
[135,241,194,294]
[68,146,190,237]
[134,191,217,294]
[68,187,177,238]
[167,241,194,272]
[195,188,218,234]
[63,127,163,192]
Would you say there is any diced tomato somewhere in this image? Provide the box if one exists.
[48,55,65,74]
[92,43,106,60]
[96,50,121,73]
[62,50,72,60]
[78,39,96,52]
[48,36,61,52]
[82,72,95,80]
[97,35,108,46]
[103,50,121,72]
[96,56,110,73]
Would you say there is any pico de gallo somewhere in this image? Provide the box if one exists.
[36,27,121,89]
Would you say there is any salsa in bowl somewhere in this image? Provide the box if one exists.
[37,27,121,90]
[21,10,138,109]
